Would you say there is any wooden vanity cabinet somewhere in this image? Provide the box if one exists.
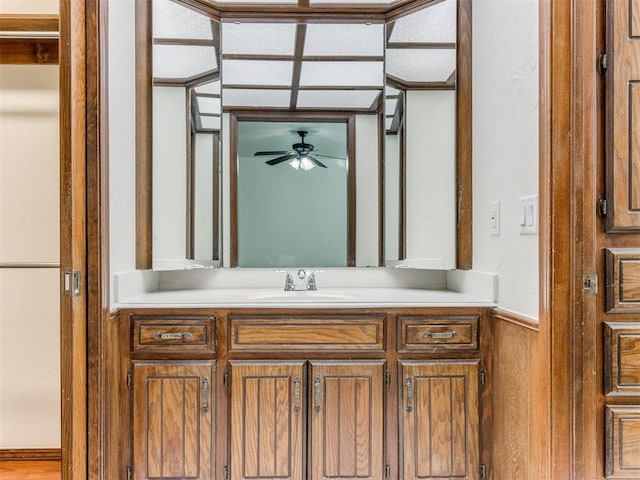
[121,309,487,480]
[399,360,480,480]
[228,360,385,480]
[227,314,387,480]
[132,361,215,480]
[129,315,216,480]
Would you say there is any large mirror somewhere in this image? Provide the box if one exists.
[136,0,471,271]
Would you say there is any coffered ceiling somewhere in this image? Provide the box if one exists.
[149,0,456,132]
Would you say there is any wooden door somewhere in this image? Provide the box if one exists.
[132,362,214,480]
[399,360,479,480]
[606,0,640,230]
[229,361,306,480]
[309,361,385,480]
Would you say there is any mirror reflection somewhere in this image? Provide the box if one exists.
[146,0,222,270]
[142,0,463,271]
[234,121,351,268]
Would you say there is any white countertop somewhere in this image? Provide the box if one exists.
[115,287,494,309]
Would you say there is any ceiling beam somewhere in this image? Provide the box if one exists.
[290,23,307,110]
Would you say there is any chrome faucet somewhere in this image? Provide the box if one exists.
[282,269,318,291]
[284,272,296,291]
[306,271,317,291]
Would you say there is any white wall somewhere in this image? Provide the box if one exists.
[152,86,188,268]
[109,0,137,298]
[473,0,539,318]
[384,133,400,262]
[0,65,60,448]
[405,90,456,269]
[0,0,57,12]
[355,114,380,267]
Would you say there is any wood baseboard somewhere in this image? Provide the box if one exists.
[0,449,61,462]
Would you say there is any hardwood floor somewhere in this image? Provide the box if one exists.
[0,461,61,480]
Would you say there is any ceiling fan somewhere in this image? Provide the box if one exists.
[254,130,343,170]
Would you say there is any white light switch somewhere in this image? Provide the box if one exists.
[490,201,500,236]
[519,195,538,235]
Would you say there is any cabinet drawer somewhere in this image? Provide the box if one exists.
[398,315,479,352]
[229,315,385,352]
[132,316,215,354]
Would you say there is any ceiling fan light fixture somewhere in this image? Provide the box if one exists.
[299,156,315,171]
[289,157,301,170]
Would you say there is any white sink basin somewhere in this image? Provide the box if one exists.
[119,287,493,307]
[246,290,357,302]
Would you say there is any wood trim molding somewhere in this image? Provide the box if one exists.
[0,14,58,32]
[0,449,62,462]
[135,0,153,269]
[59,1,89,479]
[491,308,540,332]
[455,0,472,270]
[0,14,59,65]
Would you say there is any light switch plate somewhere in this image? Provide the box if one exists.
[490,201,500,236]
[519,195,538,235]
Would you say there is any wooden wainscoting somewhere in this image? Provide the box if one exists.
[491,309,541,480]
[0,449,61,480]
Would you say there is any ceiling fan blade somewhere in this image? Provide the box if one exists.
[314,153,345,160]
[307,155,328,168]
[265,153,298,165]
[255,150,290,156]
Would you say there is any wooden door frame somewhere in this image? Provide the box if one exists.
[538,0,603,478]
[66,0,600,479]
[60,0,109,479]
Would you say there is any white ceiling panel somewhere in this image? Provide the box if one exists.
[388,0,456,44]
[153,0,214,40]
[195,81,221,94]
[299,61,384,87]
[385,97,398,113]
[200,116,221,130]
[223,88,291,107]
[386,49,456,83]
[310,0,395,4]
[297,89,380,109]
[153,44,218,79]
[197,96,221,114]
[223,60,294,86]
[304,23,384,56]
[221,22,297,55]
[217,0,296,3]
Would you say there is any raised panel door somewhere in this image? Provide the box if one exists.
[400,360,479,480]
[132,361,214,480]
[309,361,385,480]
[606,0,640,230]
[229,361,306,480]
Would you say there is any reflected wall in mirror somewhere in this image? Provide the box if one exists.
[221,18,384,268]
[136,0,222,270]
[135,0,471,271]
[384,0,458,269]
[231,119,354,268]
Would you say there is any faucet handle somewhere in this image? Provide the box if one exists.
[305,270,324,291]
[276,270,296,291]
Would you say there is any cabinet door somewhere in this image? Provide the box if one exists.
[606,0,640,230]
[309,361,385,480]
[400,360,479,480]
[132,362,214,480]
[229,361,306,480]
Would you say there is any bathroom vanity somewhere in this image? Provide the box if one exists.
[108,288,492,480]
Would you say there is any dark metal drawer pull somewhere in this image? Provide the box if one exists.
[406,377,413,413]
[202,376,209,413]
[294,377,301,413]
[423,331,458,339]
[154,332,193,340]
